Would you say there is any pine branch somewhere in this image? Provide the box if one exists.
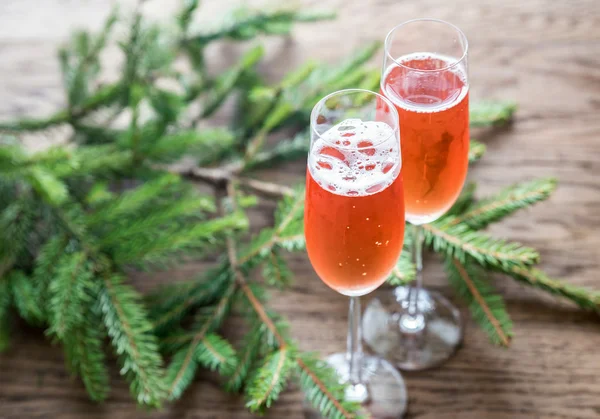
[447,183,477,217]
[9,271,45,326]
[445,257,513,346]
[147,128,236,165]
[262,248,293,288]
[449,178,557,230]
[64,301,111,402]
[225,322,266,393]
[195,333,237,376]
[245,345,296,413]
[185,8,334,45]
[508,266,600,312]
[47,252,94,339]
[88,174,181,225]
[297,353,363,419]
[197,45,264,120]
[109,210,248,267]
[0,82,123,132]
[149,263,232,334]
[0,278,11,352]
[183,164,295,198]
[423,220,539,270]
[164,344,200,401]
[0,199,34,276]
[243,131,309,172]
[177,0,200,33]
[386,250,416,286]
[469,140,486,163]
[238,189,305,265]
[98,274,166,407]
[470,101,517,128]
[165,282,236,400]
[27,166,69,206]
[32,235,69,319]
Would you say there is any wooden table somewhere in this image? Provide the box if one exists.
[1,0,599,418]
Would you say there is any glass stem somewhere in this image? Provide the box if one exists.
[400,223,425,333]
[347,296,363,386]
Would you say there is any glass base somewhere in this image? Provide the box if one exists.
[363,286,463,371]
[303,353,408,418]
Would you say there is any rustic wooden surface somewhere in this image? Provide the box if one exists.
[1,0,600,418]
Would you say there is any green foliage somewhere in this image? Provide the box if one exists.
[165,344,200,401]
[98,275,166,407]
[386,249,416,286]
[470,101,518,127]
[0,279,11,352]
[424,219,539,270]
[451,178,557,230]
[47,252,94,339]
[262,248,293,288]
[225,322,266,393]
[186,7,335,45]
[63,304,111,402]
[9,271,45,326]
[0,0,596,416]
[445,257,513,346]
[149,263,232,334]
[447,183,477,216]
[164,282,236,401]
[195,333,237,376]
[469,140,487,163]
[508,266,600,312]
[297,353,364,419]
[245,345,296,413]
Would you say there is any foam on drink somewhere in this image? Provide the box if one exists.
[308,118,400,197]
[382,52,468,114]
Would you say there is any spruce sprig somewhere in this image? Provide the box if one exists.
[0,1,598,417]
[445,257,513,346]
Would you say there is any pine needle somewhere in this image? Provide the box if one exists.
[199,45,264,119]
[9,271,45,326]
[149,263,232,334]
[424,220,539,270]
[0,279,11,352]
[245,346,296,413]
[225,322,266,393]
[98,274,166,407]
[47,252,94,339]
[262,248,293,288]
[195,333,237,376]
[469,140,486,163]
[64,303,111,402]
[166,282,236,401]
[470,101,517,127]
[386,250,416,286]
[296,353,363,419]
[447,183,477,216]
[450,178,557,230]
[445,257,513,346]
[186,8,334,45]
[509,266,600,312]
[164,345,200,401]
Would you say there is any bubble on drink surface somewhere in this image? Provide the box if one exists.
[309,119,401,196]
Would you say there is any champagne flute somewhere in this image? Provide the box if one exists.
[364,19,469,370]
[304,89,407,418]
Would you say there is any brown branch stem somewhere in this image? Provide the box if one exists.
[452,259,511,347]
[296,359,357,419]
[218,183,287,349]
[180,164,294,198]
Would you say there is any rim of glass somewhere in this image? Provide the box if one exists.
[310,88,399,151]
[384,18,469,73]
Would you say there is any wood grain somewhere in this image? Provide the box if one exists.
[1,0,600,418]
